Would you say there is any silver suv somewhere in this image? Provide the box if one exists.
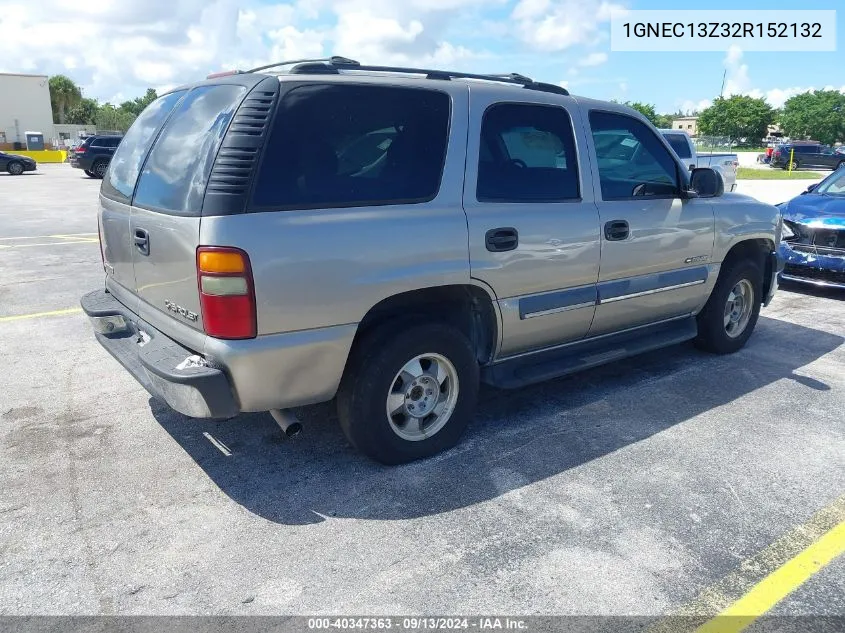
[82,57,784,464]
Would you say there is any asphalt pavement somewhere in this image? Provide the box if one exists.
[0,165,842,622]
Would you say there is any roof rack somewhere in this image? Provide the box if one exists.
[245,56,569,96]
[245,56,360,74]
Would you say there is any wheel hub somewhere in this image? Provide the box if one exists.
[723,279,754,338]
[386,352,460,442]
[405,376,437,417]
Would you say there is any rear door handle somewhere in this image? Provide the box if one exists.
[485,227,518,252]
[604,220,629,241]
[134,228,150,255]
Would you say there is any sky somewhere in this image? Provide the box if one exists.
[0,0,841,114]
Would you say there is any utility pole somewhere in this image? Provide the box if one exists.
[719,69,726,99]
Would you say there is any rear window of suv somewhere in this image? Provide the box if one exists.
[133,84,246,215]
[101,90,186,202]
[663,133,692,159]
[251,84,450,210]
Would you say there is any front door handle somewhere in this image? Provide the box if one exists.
[485,227,518,252]
[134,228,150,255]
[604,220,629,241]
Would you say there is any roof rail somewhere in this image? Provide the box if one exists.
[250,57,570,96]
[246,56,360,74]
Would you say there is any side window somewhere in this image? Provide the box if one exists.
[252,84,450,209]
[477,103,579,203]
[108,137,121,148]
[589,111,680,200]
[102,90,186,202]
[133,84,246,216]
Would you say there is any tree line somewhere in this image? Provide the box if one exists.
[50,72,845,146]
[620,91,845,147]
[49,75,158,133]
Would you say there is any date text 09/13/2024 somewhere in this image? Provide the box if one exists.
[307,618,528,630]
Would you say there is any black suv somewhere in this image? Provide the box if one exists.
[771,142,845,171]
[70,135,122,178]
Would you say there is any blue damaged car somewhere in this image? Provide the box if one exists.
[778,168,845,289]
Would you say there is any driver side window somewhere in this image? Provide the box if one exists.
[589,111,679,201]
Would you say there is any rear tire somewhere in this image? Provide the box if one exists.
[7,161,23,175]
[695,259,762,354]
[837,160,845,171]
[93,161,107,179]
[337,322,479,465]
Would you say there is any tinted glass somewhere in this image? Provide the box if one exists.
[589,111,679,200]
[477,104,579,202]
[102,91,186,202]
[664,133,692,159]
[134,84,246,215]
[252,85,450,209]
[816,170,845,195]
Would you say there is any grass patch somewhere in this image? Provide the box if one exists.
[737,167,823,180]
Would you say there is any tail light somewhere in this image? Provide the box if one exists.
[196,247,256,339]
[75,146,86,154]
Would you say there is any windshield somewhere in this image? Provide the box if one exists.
[815,169,845,195]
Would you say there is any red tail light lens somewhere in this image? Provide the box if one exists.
[196,247,256,339]
[75,146,86,154]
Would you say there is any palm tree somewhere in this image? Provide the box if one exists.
[49,75,83,124]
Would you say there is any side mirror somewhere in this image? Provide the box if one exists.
[803,183,818,194]
[689,167,724,198]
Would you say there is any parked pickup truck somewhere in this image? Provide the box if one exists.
[660,129,738,192]
[81,57,783,464]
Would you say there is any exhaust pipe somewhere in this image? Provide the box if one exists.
[270,409,303,438]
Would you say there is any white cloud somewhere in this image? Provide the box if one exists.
[579,52,608,67]
[679,99,712,115]
[511,0,626,52]
[0,0,493,102]
[722,45,751,96]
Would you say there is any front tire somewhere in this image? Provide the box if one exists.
[337,322,480,465]
[695,259,762,354]
[84,169,95,177]
[837,160,845,171]
[7,161,23,175]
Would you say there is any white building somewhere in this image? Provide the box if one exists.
[0,72,54,149]
[671,116,699,137]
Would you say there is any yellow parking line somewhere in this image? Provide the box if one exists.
[695,518,845,633]
[0,240,98,248]
[0,233,96,241]
[0,307,82,322]
[648,494,845,633]
[50,235,99,242]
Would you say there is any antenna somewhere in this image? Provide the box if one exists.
[719,68,726,99]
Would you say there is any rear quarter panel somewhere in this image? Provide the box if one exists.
[199,82,473,336]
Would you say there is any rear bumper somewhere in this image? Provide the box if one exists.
[81,289,239,418]
[70,157,93,170]
[82,287,358,416]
